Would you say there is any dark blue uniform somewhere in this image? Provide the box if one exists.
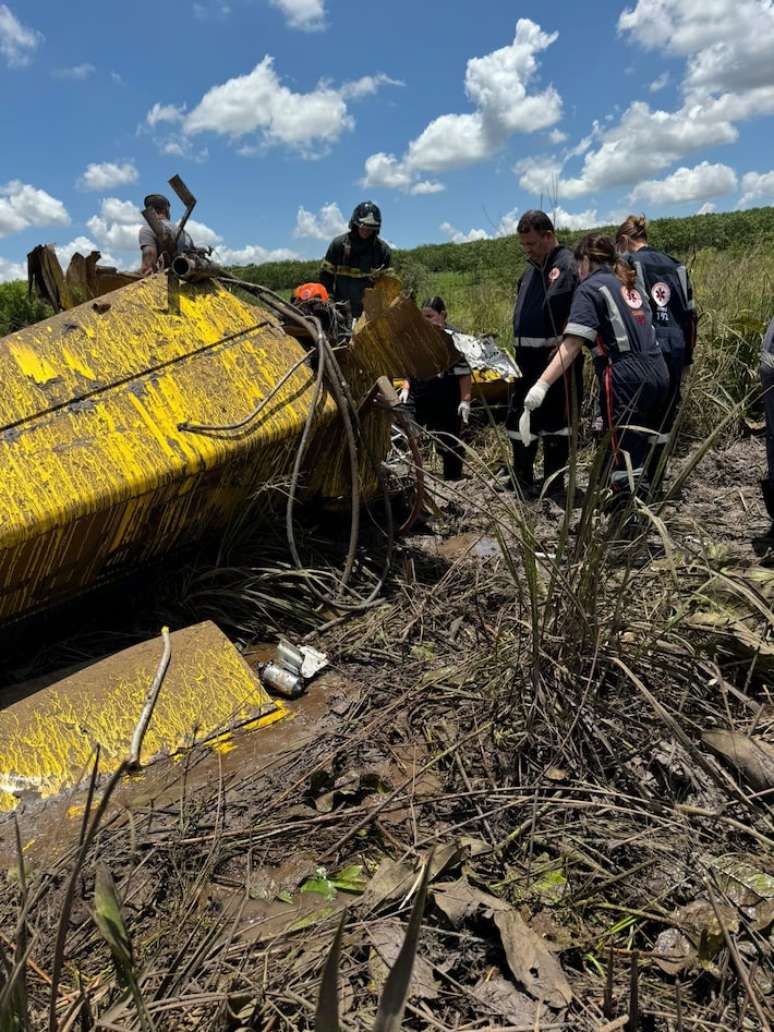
[410,330,471,482]
[319,231,391,319]
[566,267,669,498]
[506,246,581,491]
[759,318,774,528]
[625,247,697,478]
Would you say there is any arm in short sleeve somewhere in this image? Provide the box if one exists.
[564,282,601,345]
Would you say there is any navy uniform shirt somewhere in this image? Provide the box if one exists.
[565,266,659,362]
[512,245,578,350]
[319,231,391,318]
[625,247,697,365]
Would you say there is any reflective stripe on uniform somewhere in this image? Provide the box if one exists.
[598,285,630,352]
[513,335,562,348]
[452,365,471,375]
[633,260,648,301]
[676,265,695,311]
[564,322,596,342]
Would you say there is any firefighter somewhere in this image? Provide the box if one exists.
[615,214,697,490]
[400,297,472,482]
[522,234,669,507]
[504,210,581,500]
[319,202,391,320]
[758,317,774,543]
[139,193,195,275]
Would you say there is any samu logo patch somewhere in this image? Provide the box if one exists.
[651,281,671,308]
[621,287,643,309]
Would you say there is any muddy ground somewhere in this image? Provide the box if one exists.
[1,429,773,1030]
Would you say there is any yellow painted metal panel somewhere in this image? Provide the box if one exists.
[0,621,287,811]
[0,274,336,621]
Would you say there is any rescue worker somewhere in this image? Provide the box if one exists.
[522,234,669,507]
[504,210,581,500]
[615,214,697,489]
[139,193,195,275]
[400,297,472,482]
[757,317,774,543]
[319,202,391,320]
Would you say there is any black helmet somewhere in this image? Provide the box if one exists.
[350,201,381,232]
[144,193,171,214]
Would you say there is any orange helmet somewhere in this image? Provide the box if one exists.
[293,282,329,303]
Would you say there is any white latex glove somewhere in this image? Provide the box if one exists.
[519,408,532,447]
[457,400,471,425]
[524,380,549,411]
[398,384,410,404]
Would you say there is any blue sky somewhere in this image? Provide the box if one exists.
[1,0,774,280]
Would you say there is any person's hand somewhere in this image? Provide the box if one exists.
[398,383,410,404]
[458,400,471,425]
[524,380,549,411]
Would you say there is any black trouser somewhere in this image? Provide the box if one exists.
[506,348,584,485]
[412,375,464,481]
[597,352,669,498]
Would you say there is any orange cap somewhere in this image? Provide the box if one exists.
[293,282,330,302]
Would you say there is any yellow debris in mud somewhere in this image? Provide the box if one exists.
[0,621,287,812]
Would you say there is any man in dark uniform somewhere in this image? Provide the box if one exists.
[504,210,581,499]
[319,201,391,320]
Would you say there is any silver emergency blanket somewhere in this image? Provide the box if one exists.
[450,330,521,380]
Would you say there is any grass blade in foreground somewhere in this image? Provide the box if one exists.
[372,850,433,1032]
[314,911,347,1032]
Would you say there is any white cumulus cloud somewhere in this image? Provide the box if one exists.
[146,102,186,127]
[0,256,25,282]
[362,19,562,193]
[495,208,520,237]
[181,56,397,157]
[514,155,564,198]
[619,0,774,96]
[0,181,70,238]
[55,236,117,267]
[551,206,598,231]
[294,202,347,240]
[739,169,774,207]
[630,161,738,205]
[0,4,42,68]
[78,161,139,192]
[215,243,301,265]
[270,0,326,32]
[440,221,490,244]
[411,180,445,195]
[697,202,717,214]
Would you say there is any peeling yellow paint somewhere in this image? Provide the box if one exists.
[0,622,288,811]
[9,343,59,385]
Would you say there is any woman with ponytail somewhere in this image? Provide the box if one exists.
[616,214,697,490]
[521,234,669,506]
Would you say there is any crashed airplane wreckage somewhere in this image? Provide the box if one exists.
[0,178,516,814]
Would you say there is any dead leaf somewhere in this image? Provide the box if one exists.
[368,920,438,1001]
[433,878,509,929]
[702,730,774,791]
[494,910,573,1010]
[471,977,546,1026]
[654,927,695,976]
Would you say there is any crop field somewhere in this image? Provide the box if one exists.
[0,210,773,1030]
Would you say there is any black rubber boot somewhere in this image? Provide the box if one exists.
[759,479,774,538]
[504,439,540,497]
